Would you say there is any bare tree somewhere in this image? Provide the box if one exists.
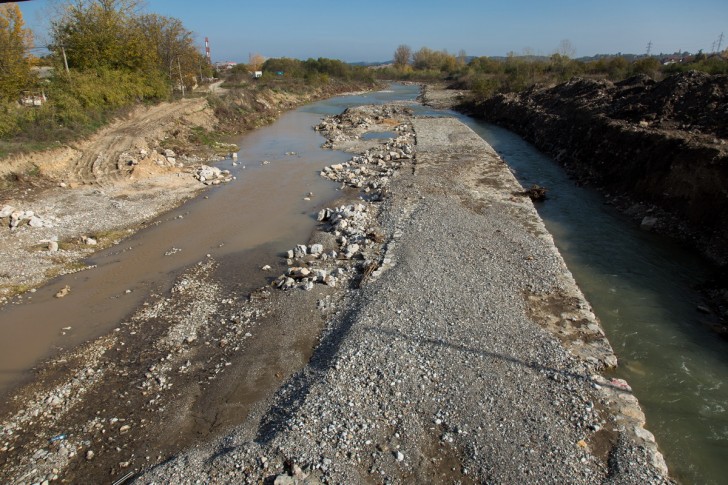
[393,44,411,69]
[457,49,467,65]
[556,39,576,59]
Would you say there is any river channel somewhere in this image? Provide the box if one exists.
[1,84,726,483]
[462,118,728,484]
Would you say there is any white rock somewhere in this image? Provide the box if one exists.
[28,216,44,228]
[0,205,15,218]
[294,244,307,258]
[309,244,324,256]
[163,148,176,158]
[48,241,59,252]
[345,243,360,258]
[640,216,658,230]
[313,269,328,280]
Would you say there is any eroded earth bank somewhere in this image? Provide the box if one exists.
[1,102,670,483]
[456,72,728,329]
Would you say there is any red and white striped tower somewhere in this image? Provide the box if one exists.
[205,37,211,63]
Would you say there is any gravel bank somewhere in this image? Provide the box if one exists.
[136,108,670,484]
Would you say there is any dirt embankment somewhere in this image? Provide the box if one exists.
[468,73,728,259]
[456,72,728,325]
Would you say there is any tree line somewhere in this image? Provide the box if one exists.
[0,0,211,149]
[385,43,728,100]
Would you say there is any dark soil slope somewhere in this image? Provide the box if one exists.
[468,71,728,328]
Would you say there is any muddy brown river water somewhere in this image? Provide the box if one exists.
[0,107,351,394]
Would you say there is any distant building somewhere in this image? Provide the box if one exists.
[214,61,237,71]
[20,90,47,107]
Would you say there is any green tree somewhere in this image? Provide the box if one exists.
[412,47,458,72]
[137,13,206,88]
[607,56,629,80]
[631,57,661,77]
[0,3,32,101]
[50,0,156,72]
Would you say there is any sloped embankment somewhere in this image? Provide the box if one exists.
[473,72,728,264]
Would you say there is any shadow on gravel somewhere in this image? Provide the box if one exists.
[254,300,363,444]
[363,326,629,393]
[254,298,630,445]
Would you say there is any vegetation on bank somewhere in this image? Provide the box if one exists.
[0,0,378,162]
[221,57,374,89]
[210,68,376,135]
[0,0,212,158]
[381,43,728,101]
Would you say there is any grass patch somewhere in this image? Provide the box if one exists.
[50,261,90,278]
[0,283,33,299]
[90,229,130,250]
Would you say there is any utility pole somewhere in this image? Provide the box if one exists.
[60,45,69,75]
[177,57,185,97]
[646,41,652,56]
[718,32,724,53]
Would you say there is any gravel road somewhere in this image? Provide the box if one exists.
[136,109,670,484]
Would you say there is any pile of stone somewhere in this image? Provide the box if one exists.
[193,165,233,185]
[274,203,385,291]
[316,106,415,201]
[118,148,183,169]
[0,205,53,230]
[314,105,414,149]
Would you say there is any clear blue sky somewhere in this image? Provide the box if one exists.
[19,0,728,62]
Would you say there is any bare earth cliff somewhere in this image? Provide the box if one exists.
[463,72,728,326]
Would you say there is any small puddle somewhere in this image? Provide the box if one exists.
[361,131,397,140]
